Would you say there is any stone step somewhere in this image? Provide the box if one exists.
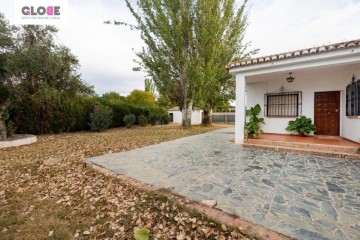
[242,143,360,160]
[244,139,359,154]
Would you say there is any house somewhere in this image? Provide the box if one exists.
[228,39,360,144]
[168,107,203,125]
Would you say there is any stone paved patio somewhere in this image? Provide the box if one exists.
[88,128,360,240]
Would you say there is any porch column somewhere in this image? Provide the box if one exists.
[235,74,246,143]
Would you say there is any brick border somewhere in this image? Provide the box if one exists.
[243,143,360,160]
[86,160,295,240]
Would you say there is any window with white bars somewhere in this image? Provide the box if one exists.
[264,92,302,117]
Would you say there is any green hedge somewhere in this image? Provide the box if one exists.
[102,101,167,127]
[9,89,95,134]
[8,89,169,135]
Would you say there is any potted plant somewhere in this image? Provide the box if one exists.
[245,104,265,138]
[286,116,316,136]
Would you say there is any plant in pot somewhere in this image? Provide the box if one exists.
[286,116,316,136]
[245,104,265,138]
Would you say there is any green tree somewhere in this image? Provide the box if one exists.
[193,0,255,124]
[0,13,14,139]
[101,91,125,104]
[126,89,155,106]
[123,0,253,127]
[7,25,93,96]
[124,0,196,127]
[144,78,155,93]
[156,94,174,109]
[0,14,94,139]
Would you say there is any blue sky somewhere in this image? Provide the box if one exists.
[1,0,360,95]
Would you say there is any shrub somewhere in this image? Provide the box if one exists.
[286,116,316,136]
[6,121,16,137]
[161,113,171,125]
[89,105,112,131]
[49,91,76,133]
[147,107,168,125]
[123,114,136,128]
[107,102,131,127]
[103,102,150,127]
[245,104,265,138]
[9,89,96,134]
[71,96,96,131]
[9,94,50,134]
[2,108,16,137]
[138,115,148,127]
[7,88,168,134]
[148,112,159,126]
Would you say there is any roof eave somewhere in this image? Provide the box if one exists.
[229,47,360,76]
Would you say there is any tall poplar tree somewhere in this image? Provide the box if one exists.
[124,0,252,127]
[124,0,195,127]
[193,0,255,124]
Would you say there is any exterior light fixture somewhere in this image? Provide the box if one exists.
[286,72,295,83]
[351,74,356,84]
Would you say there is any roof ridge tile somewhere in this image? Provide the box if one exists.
[228,38,360,69]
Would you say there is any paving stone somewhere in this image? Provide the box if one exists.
[273,195,286,204]
[335,229,347,240]
[223,178,232,185]
[88,128,360,240]
[223,188,233,196]
[263,203,270,211]
[351,225,360,231]
[290,206,312,220]
[321,201,338,220]
[252,213,265,224]
[201,183,213,192]
[293,228,330,240]
[261,179,275,188]
[326,182,346,193]
[317,188,329,197]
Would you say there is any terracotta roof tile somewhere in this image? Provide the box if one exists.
[228,39,360,69]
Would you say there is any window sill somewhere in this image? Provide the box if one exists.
[346,116,360,119]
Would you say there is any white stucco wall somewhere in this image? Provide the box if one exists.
[168,110,203,125]
[342,68,360,142]
[245,64,360,142]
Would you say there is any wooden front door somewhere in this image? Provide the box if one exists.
[314,91,340,136]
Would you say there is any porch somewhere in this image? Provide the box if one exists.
[229,39,360,146]
[243,134,360,160]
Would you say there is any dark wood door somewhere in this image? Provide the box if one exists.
[314,91,340,136]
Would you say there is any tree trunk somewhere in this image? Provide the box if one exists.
[0,100,11,140]
[202,109,213,125]
[0,120,6,140]
[182,103,192,128]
